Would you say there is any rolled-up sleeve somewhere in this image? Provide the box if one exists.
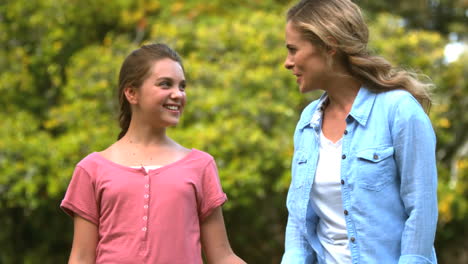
[60,166,99,225]
[282,214,315,263]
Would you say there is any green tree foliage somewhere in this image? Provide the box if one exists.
[0,0,467,263]
[430,52,468,261]
[357,0,468,39]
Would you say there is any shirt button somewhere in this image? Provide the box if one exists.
[344,130,348,135]
[142,227,147,232]
[373,154,379,160]
[344,210,349,215]
[350,237,356,242]
[145,184,149,188]
[341,179,345,185]
[144,194,149,198]
[143,216,148,221]
[342,154,346,159]
[144,205,148,209]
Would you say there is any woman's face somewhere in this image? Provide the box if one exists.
[130,58,186,127]
[284,21,330,93]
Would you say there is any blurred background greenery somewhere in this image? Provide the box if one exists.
[0,0,467,263]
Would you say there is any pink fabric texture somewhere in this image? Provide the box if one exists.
[61,149,227,264]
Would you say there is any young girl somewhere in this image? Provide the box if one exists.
[61,43,245,264]
[282,0,438,263]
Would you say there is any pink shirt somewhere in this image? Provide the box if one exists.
[61,149,227,264]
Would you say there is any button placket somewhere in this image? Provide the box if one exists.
[341,128,348,186]
[142,171,151,240]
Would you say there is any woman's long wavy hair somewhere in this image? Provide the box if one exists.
[287,0,433,111]
[117,43,184,139]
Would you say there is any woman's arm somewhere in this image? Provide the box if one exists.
[68,215,98,264]
[201,207,246,264]
[392,96,438,263]
[282,214,315,263]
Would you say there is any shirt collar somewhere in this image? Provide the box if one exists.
[297,86,376,130]
[297,93,328,130]
[348,86,376,126]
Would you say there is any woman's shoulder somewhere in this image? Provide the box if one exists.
[377,89,420,106]
[375,89,430,122]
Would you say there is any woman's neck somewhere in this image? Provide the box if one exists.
[323,76,361,114]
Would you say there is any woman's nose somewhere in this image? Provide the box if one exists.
[284,55,294,70]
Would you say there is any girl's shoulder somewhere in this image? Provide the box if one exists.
[74,152,114,172]
[186,148,215,164]
[167,142,215,166]
[76,152,103,167]
[75,150,141,175]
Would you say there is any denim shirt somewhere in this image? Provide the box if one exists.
[282,87,438,264]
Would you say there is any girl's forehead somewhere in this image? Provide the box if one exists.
[149,58,185,79]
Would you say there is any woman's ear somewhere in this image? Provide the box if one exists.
[326,46,337,56]
[124,86,138,105]
[325,36,338,56]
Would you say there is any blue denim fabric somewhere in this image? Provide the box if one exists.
[282,87,438,264]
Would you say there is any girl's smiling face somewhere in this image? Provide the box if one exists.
[128,58,186,128]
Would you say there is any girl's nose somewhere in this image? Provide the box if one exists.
[170,89,184,98]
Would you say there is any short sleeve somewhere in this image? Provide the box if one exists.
[198,160,227,221]
[60,166,99,225]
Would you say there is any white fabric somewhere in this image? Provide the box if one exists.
[310,131,351,263]
[130,165,162,173]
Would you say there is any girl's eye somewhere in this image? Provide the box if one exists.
[179,84,186,91]
[159,81,171,88]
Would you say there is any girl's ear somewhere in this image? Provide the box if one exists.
[124,86,138,105]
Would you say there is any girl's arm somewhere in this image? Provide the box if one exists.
[201,207,246,264]
[68,215,98,264]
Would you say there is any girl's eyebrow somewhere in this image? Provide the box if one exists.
[155,77,173,81]
[155,77,186,83]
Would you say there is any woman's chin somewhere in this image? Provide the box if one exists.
[299,84,314,94]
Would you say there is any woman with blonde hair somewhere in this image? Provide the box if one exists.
[282,0,438,263]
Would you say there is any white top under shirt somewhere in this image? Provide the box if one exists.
[130,165,162,173]
[310,131,351,263]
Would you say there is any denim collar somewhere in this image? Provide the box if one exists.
[297,86,377,130]
[348,86,377,126]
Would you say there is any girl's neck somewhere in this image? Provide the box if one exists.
[124,120,170,146]
[105,130,186,167]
